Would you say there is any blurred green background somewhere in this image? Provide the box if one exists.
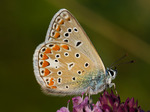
[1,0,150,111]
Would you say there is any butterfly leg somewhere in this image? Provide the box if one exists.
[85,86,93,109]
[109,83,118,95]
[85,86,92,98]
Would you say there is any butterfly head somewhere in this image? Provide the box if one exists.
[105,68,117,86]
[107,68,117,80]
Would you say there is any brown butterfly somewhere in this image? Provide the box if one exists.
[33,9,117,96]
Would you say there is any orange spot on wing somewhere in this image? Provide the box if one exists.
[44,68,50,76]
[42,61,50,67]
[54,32,60,38]
[42,54,48,60]
[59,19,64,24]
[52,44,60,51]
[61,44,69,50]
[51,86,57,89]
[50,77,54,81]
[49,78,54,86]
[56,25,60,31]
[49,81,54,86]
[44,48,51,54]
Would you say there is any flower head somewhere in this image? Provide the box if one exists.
[99,90,141,112]
[57,90,146,112]
[73,96,90,112]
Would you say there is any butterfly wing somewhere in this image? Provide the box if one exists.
[45,9,105,71]
[33,9,106,95]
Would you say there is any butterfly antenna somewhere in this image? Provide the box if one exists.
[112,60,134,68]
[109,53,128,68]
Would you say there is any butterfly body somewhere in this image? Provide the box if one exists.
[33,9,117,95]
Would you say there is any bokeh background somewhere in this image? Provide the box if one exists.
[1,0,150,111]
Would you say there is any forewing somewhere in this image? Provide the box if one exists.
[45,9,105,72]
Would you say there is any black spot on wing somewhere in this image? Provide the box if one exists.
[76,41,82,47]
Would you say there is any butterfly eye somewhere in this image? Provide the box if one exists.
[73,27,78,32]
[109,70,116,78]
[110,70,114,76]
[84,62,89,68]
[75,53,80,58]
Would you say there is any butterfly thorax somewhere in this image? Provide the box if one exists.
[88,68,117,94]
[89,72,105,94]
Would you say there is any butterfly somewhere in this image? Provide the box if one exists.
[33,9,117,95]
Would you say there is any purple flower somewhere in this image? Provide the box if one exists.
[72,96,83,107]
[56,107,70,112]
[92,101,102,112]
[99,90,142,112]
[57,90,147,112]
[73,96,90,112]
